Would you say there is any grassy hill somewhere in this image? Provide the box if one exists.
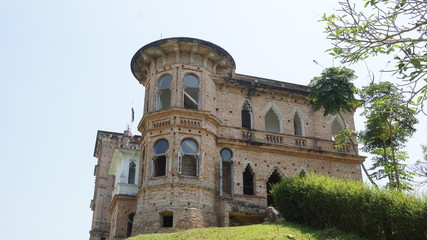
[126,222,364,240]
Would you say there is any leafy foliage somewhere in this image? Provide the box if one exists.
[359,81,417,190]
[411,145,427,186]
[308,66,376,187]
[308,67,360,116]
[272,173,427,240]
[321,0,427,113]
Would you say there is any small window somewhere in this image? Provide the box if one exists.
[156,75,172,110]
[242,101,253,129]
[183,75,199,109]
[243,164,254,195]
[265,108,281,133]
[179,138,199,176]
[161,211,173,228]
[294,112,303,136]
[128,161,136,184]
[152,139,168,177]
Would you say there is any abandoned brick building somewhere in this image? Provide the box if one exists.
[89,37,363,240]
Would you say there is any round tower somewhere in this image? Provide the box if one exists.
[130,37,236,234]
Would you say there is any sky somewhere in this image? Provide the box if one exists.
[0,1,425,239]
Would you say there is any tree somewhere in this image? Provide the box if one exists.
[411,145,427,186]
[360,81,417,190]
[308,67,377,187]
[321,0,427,113]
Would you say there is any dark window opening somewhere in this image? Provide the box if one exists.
[267,170,282,206]
[162,215,173,227]
[153,139,168,177]
[153,156,166,177]
[222,161,232,195]
[243,164,254,195]
[128,161,136,184]
[126,213,135,238]
[241,101,253,129]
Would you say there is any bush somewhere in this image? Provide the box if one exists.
[272,173,427,240]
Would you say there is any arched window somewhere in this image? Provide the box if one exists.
[156,75,172,110]
[183,74,199,109]
[331,117,344,140]
[128,161,136,184]
[265,108,281,133]
[294,112,303,136]
[241,100,253,129]
[179,138,199,176]
[243,164,254,195]
[267,169,282,206]
[152,139,168,177]
[220,148,233,196]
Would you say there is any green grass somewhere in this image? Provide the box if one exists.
[126,222,365,240]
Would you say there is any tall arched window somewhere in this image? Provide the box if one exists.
[241,100,253,129]
[156,75,172,110]
[267,169,282,206]
[128,161,136,184]
[152,139,168,177]
[179,138,199,176]
[220,148,233,196]
[183,74,199,109]
[265,108,281,133]
[294,112,303,136]
[331,117,344,140]
[243,164,255,195]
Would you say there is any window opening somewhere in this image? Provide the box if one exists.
[265,108,281,133]
[161,211,173,228]
[152,139,168,177]
[241,101,253,129]
[331,118,344,140]
[183,75,199,109]
[267,170,282,206]
[179,138,199,176]
[294,112,303,136]
[243,164,254,195]
[220,148,233,195]
[126,213,134,238]
[156,75,172,110]
[128,161,136,184]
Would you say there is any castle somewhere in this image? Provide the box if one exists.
[89,37,363,240]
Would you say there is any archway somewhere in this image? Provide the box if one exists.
[266,169,282,206]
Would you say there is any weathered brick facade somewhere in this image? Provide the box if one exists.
[89,37,363,240]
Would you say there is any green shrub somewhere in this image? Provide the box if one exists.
[272,173,427,240]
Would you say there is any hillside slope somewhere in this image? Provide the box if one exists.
[126,222,364,240]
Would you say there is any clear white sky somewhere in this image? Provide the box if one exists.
[0,1,425,239]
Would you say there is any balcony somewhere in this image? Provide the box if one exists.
[236,128,356,154]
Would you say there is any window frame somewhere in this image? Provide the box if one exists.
[182,74,200,110]
[151,139,169,177]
